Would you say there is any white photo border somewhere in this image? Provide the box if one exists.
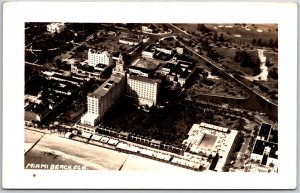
[2,2,297,189]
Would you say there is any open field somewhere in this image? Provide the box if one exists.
[175,23,277,45]
[206,24,277,44]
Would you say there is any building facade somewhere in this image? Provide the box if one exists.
[142,45,156,59]
[88,49,113,67]
[126,75,160,107]
[80,55,126,128]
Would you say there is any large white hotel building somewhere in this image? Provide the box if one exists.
[127,75,160,107]
[79,53,160,131]
[80,55,126,128]
[88,49,113,67]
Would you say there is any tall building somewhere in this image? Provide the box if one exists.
[126,75,160,107]
[88,49,113,67]
[112,54,126,76]
[80,75,125,127]
[80,55,126,128]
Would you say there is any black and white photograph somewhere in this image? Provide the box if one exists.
[24,22,279,173]
[2,2,297,189]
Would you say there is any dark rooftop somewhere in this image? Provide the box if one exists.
[25,102,49,114]
[268,129,278,143]
[163,63,176,70]
[112,52,120,58]
[258,123,272,140]
[179,70,190,78]
[51,81,77,94]
[154,51,173,61]
[144,44,156,52]
[173,54,195,63]
[52,74,82,84]
[252,139,278,159]
[96,63,108,69]
[129,66,153,74]
[178,61,195,69]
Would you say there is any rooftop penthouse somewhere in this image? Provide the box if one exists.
[88,74,123,98]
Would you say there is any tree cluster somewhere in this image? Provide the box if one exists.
[234,51,260,75]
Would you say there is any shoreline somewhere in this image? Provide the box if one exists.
[24,129,194,172]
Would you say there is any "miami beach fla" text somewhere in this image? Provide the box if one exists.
[26,163,88,170]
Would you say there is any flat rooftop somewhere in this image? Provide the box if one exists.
[128,75,160,84]
[88,75,123,98]
[258,123,272,140]
[163,63,176,69]
[252,122,278,159]
[96,63,108,68]
[252,139,278,159]
[129,66,153,73]
[51,74,82,84]
[173,54,195,63]
[25,102,49,114]
[81,112,99,122]
[120,37,141,43]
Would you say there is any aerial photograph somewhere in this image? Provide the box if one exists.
[24,23,278,172]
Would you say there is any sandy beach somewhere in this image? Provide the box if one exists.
[121,154,193,172]
[24,129,44,153]
[25,130,129,170]
[25,129,195,172]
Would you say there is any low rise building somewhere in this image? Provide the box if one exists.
[25,103,51,122]
[49,73,83,86]
[156,45,174,55]
[47,22,65,33]
[142,44,156,59]
[161,61,196,87]
[119,37,142,46]
[25,94,42,105]
[249,123,278,172]
[51,82,77,96]
[142,24,156,33]
[128,66,152,78]
[95,63,110,72]
[182,122,239,172]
